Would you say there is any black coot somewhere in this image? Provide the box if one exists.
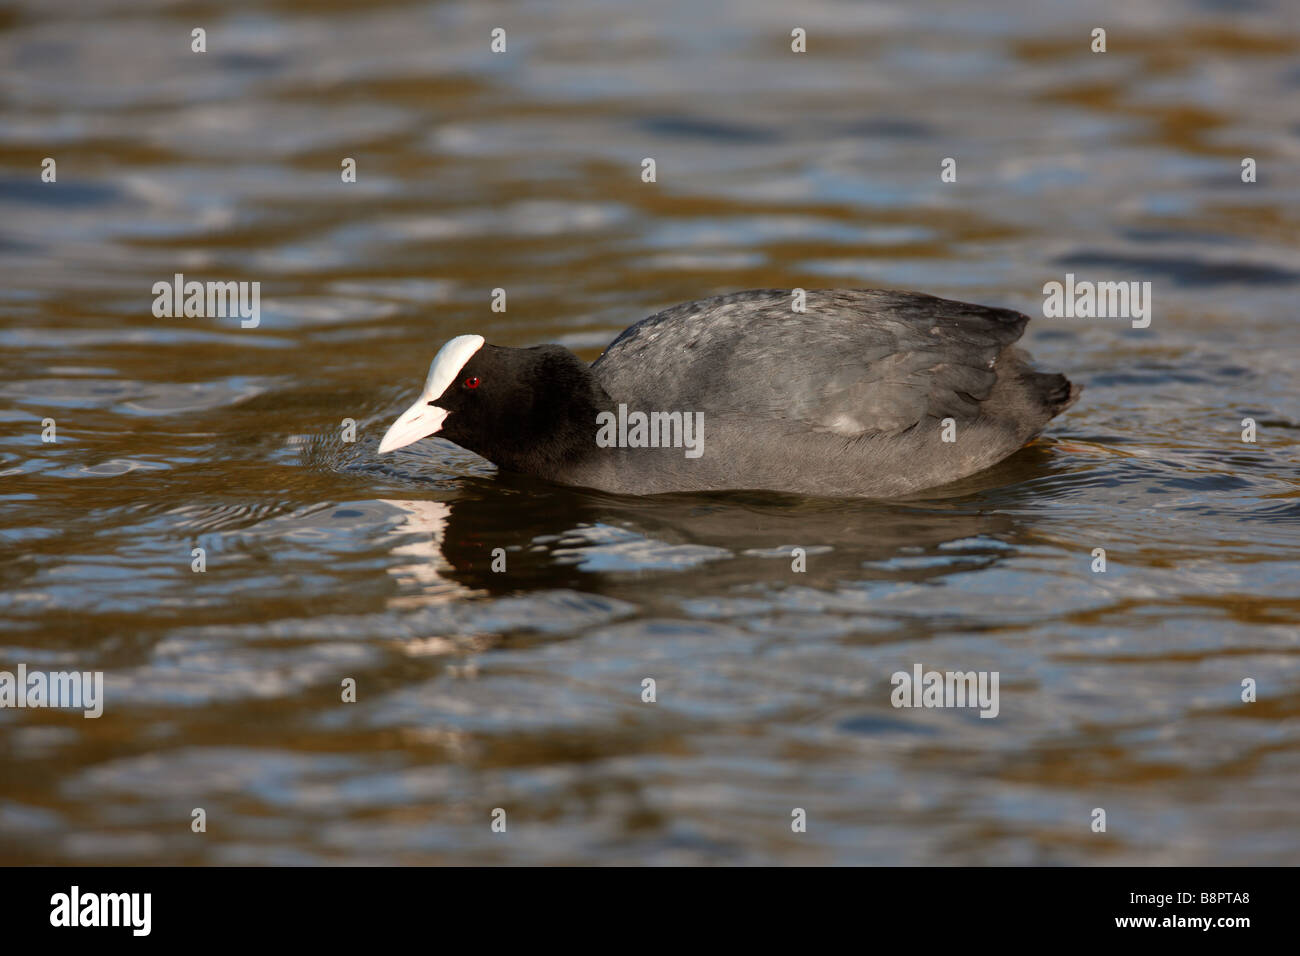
[378,289,1080,497]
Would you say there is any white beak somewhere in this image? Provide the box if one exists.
[377,334,485,454]
[378,401,449,454]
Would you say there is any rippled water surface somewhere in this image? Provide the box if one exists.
[2,0,1298,864]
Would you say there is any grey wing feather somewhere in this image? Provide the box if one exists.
[592,289,1029,436]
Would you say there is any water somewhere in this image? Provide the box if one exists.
[1,0,1298,864]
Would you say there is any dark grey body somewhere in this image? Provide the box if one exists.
[560,289,1079,497]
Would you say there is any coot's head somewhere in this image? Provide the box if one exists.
[378,335,610,477]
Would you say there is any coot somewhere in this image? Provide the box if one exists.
[378,289,1079,497]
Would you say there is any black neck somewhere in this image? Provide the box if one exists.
[464,347,613,480]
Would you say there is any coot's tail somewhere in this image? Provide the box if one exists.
[1026,370,1082,417]
[995,345,1081,426]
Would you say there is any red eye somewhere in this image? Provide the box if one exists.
[464,376,480,389]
